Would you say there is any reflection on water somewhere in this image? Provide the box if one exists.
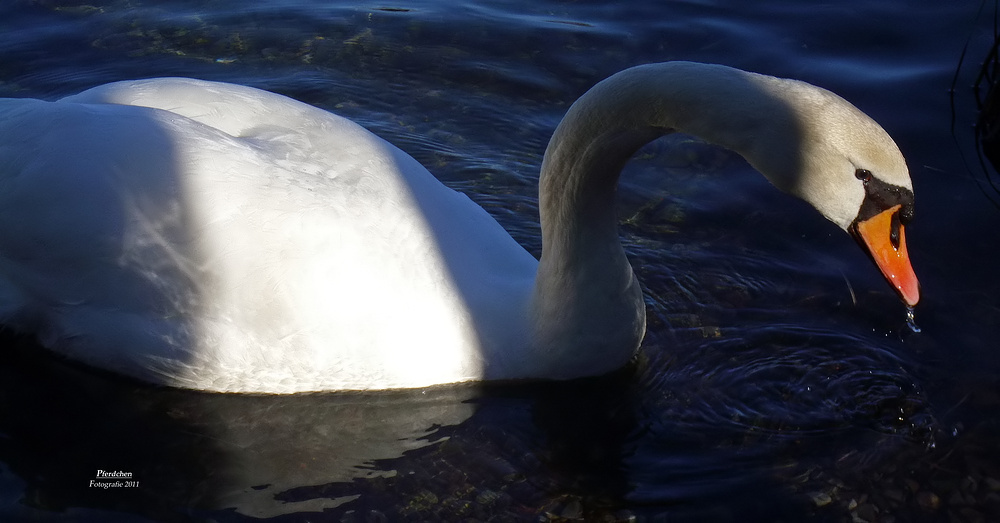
[1,0,1000,521]
[0,335,478,519]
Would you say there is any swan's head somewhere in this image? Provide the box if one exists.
[737,72,920,306]
[541,62,919,307]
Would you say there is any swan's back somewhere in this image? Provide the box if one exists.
[0,79,537,392]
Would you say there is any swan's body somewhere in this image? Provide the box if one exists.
[0,62,918,393]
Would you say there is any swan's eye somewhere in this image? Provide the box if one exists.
[855,169,872,184]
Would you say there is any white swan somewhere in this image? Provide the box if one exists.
[0,62,919,393]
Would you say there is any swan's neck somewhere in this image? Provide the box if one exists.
[529,62,798,378]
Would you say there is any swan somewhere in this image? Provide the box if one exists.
[0,62,919,393]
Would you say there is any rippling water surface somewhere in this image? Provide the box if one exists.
[1,1,999,521]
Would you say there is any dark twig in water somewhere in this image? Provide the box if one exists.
[950,0,1000,209]
[939,391,972,419]
[840,270,857,306]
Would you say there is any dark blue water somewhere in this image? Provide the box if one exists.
[1,1,999,521]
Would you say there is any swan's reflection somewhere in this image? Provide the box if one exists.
[185,387,478,516]
[0,337,477,518]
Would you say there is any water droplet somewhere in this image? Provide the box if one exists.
[905,306,921,333]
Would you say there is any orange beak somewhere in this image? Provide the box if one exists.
[853,204,920,306]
